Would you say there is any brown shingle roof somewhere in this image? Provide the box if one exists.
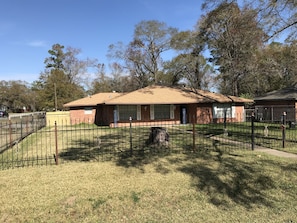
[63,92,123,107]
[105,85,253,105]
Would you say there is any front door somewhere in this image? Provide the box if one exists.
[180,106,187,124]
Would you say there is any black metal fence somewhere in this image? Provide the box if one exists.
[1,112,297,170]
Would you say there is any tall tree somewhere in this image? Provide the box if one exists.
[91,64,113,93]
[168,30,214,90]
[34,44,85,111]
[199,2,265,96]
[44,44,65,70]
[0,81,34,112]
[108,20,178,89]
[251,41,297,95]
[202,0,297,42]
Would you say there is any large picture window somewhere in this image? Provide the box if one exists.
[154,105,170,119]
[150,104,174,120]
[117,105,140,121]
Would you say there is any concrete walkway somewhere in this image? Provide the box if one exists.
[210,135,297,159]
[254,146,297,159]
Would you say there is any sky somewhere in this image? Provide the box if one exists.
[0,0,203,84]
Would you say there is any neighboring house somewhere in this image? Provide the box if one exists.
[63,92,123,124]
[254,86,297,122]
[64,85,252,126]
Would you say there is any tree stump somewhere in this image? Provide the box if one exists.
[147,127,169,147]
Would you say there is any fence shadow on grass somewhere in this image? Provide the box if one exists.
[115,146,171,172]
[178,150,276,209]
[59,130,134,162]
[59,140,102,162]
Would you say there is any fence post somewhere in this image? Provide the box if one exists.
[129,117,133,155]
[192,114,196,152]
[9,119,12,148]
[282,112,286,148]
[54,121,59,165]
[251,112,255,151]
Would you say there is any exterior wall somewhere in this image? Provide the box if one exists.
[46,111,70,126]
[69,107,96,124]
[197,104,213,124]
[103,105,180,127]
[213,104,246,123]
[186,104,213,124]
[255,100,296,122]
[234,106,245,122]
[71,103,248,127]
[187,104,246,124]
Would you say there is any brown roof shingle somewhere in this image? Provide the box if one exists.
[105,85,253,105]
[63,92,123,107]
[64,86,253,107]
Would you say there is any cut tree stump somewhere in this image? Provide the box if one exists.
[147,127,169,147]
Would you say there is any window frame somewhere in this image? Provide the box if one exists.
[150,104,174,120]
[212,103,235,119]
[117,105,141,121]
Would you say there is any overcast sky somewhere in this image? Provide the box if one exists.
[0,0,203,83]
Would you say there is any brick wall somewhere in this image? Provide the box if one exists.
[70,108,96,124]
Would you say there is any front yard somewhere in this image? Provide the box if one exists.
[1,121,297,170]
[0,149,296,222]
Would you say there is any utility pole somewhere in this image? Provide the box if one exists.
[54,83,57,111]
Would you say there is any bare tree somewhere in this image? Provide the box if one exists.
[202,0,297,42]
[108,20,178,89]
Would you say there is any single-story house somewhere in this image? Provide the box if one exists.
[254,86,297,122]
[63,92,123,124]
[64,85,253,126]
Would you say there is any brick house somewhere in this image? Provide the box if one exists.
[64,85,252,126]
[63,92,123,124]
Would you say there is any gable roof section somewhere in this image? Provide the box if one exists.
[64,92,123,107]
[197,89,253,104]
[105,85,253,105]
[255,86,297,101]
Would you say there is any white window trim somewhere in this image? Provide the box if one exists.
[137,105,141,120]
[150,105,154,120]
[150,104,174,120]
[170,104,174,119]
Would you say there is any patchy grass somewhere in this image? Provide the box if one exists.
[0,149,297,222]
[196,122,297,154]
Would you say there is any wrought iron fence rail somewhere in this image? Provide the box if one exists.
[1,114,297,170]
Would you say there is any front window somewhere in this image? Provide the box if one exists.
[118,105,137,121]
[84,107,93,115]
[213,104,235,118]
[154,105,171,120]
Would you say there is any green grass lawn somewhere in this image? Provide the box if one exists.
[0,148,297,222]
[2,121,297,169]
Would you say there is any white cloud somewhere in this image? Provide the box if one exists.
[27,40,48,47]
